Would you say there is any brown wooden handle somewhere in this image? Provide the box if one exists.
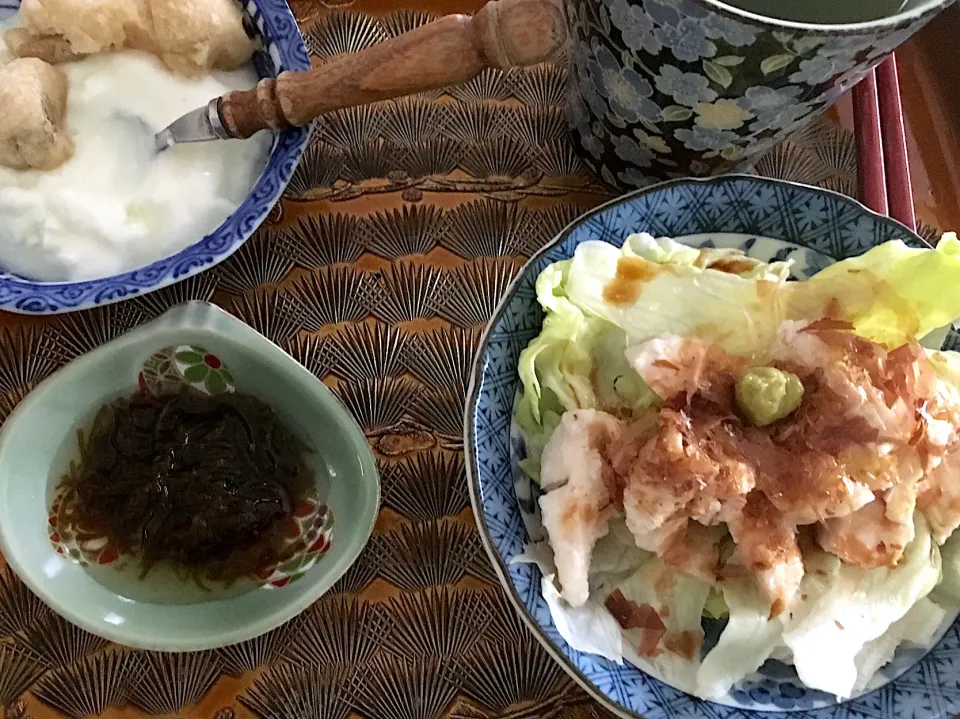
[219,0,567,139]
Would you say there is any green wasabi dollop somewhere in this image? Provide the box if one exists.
[735,366,804,427]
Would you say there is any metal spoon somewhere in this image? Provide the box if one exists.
[154,99,230,153]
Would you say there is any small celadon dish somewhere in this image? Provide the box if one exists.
[0,301,379,651]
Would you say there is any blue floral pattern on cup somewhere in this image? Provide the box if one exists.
[0,0,310,315]
[565,0,948,189]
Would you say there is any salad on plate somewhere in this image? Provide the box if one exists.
[514,231,960,701]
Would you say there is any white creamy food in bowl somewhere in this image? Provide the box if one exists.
[0,13,272,283]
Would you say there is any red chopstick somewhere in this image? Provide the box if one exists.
[852,54,917,230]
[853,69,888,217]
[875,56,917,231]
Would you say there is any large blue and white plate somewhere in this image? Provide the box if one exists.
[0,0,310,314]
[465,175,960,719]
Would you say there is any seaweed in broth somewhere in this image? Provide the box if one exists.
[58,387,315,585]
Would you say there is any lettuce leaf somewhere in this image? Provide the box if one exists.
[590,518,652,593]
[928,347,960,387]
[527,519,945,702]
[515,262,599,478]
[612,557,712,695]
[702,588,729,620]
[515,318,647,485]
[780,513,942,698]
[852,597,947,694]
[614,556,713,636]
[625,234,792,281]
[517,261,585,424]
[515,404,560,484]
[697,579,782,699]
[562,239,791,357]
[516,255,654,456]
[516,313,595,424]
[933,529,960,605]
[542,573,624,664]
[516,530,649,668]
[787,233,960,349]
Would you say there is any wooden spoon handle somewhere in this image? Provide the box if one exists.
[219,0,566,139]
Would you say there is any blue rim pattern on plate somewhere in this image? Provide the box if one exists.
[465,175,960,719]
[0,0,310,314]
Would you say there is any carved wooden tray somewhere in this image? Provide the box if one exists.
[0,2,941,719]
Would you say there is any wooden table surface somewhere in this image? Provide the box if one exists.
[0,2,958,719]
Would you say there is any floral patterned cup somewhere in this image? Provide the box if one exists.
[566,0,954,187]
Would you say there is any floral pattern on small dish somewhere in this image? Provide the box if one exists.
[139,345,236,396]
[256,500,336,588]
[50,343,333,589]
[48,486,124,568]
[565,0,947,188]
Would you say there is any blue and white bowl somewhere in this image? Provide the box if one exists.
[466,175,960,719]
[0,0,310,315]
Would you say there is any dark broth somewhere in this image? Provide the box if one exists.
[58,387,315,586]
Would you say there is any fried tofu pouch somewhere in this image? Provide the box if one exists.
[0,58,74,171]
[144,0,254,76]
[18,0,139,54]
[8,0,254,76]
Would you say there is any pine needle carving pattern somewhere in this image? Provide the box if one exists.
[0,1,870,717]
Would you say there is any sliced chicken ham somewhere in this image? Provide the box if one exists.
[539,409,624,607]
[537,321,960,616]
